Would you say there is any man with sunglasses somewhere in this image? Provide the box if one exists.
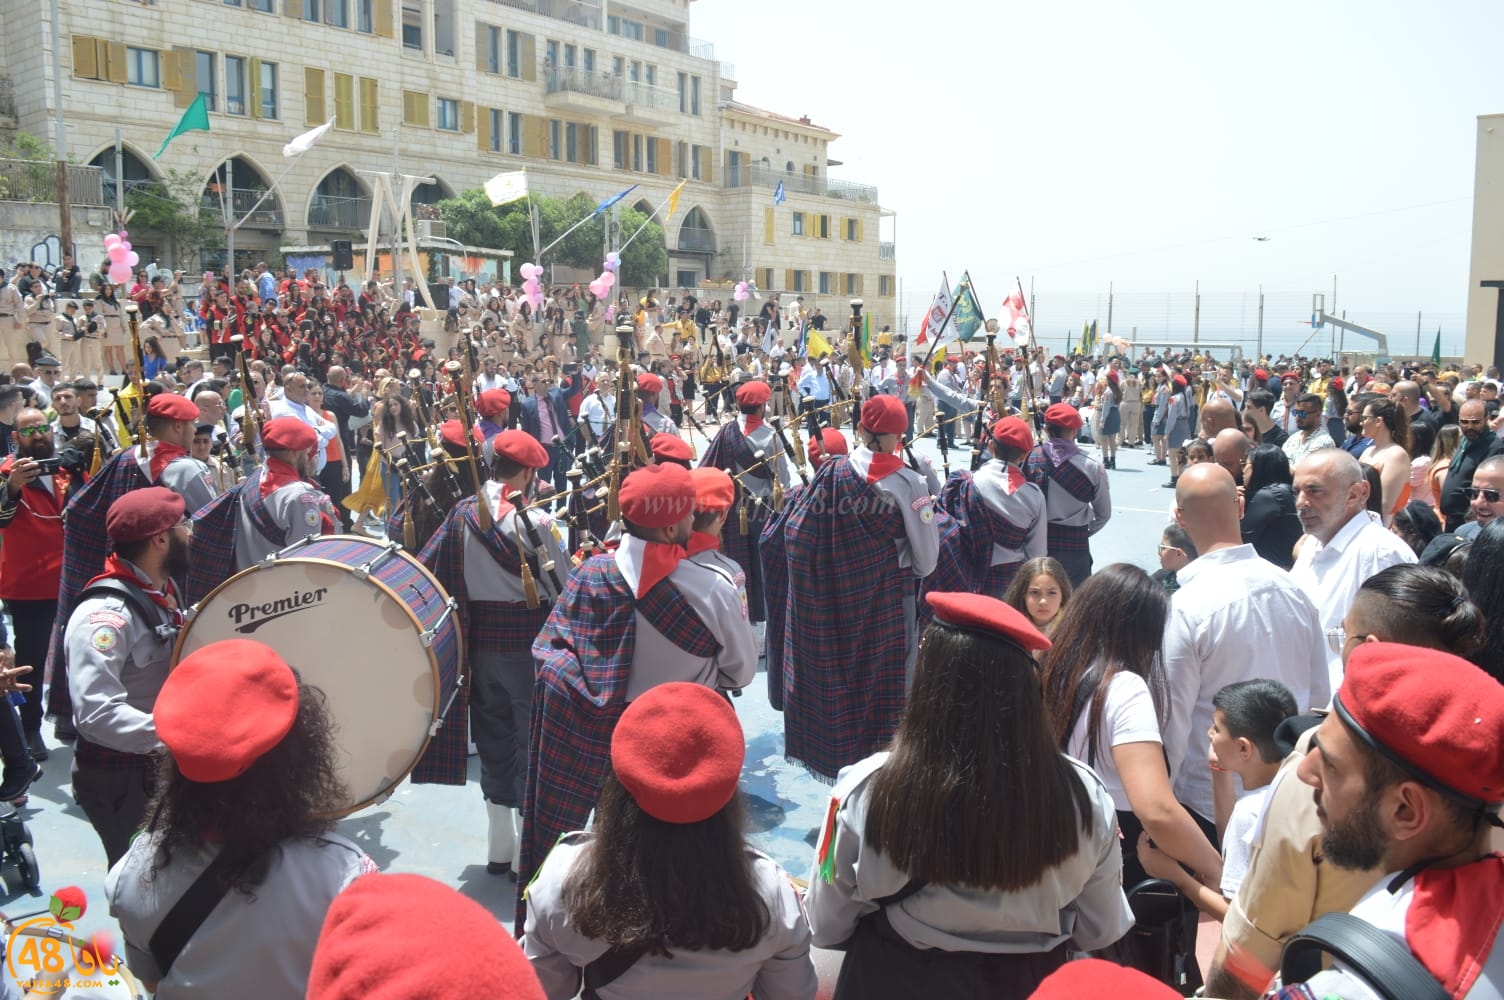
[1440,399,1504,532]
[1457,456,1504,540]
[1280,393,1334,467]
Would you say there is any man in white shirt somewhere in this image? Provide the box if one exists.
[1289,449,1416,692]
[1281,393,1335,466]
[1163,465,1329,828]
[265,372,337,474]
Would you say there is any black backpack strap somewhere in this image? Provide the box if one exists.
[873,878,929,909]
[1279,912,1449,1000]
[148,849,236,978]
[581,945,650,999]
[1068,665,1105,768]
[73,580,178,642]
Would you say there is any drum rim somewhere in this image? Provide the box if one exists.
[8,923,145,993]
[173,536,457,818]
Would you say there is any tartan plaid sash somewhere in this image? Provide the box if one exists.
[703,421,771,482]
[938,471,1032,551]
[763,456,911,781]
[185,480,246,605]
[409,506,471,787]
[242,473,288,550]
[1024,447,1098,504]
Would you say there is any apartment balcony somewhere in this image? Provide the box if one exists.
[308,194,371,230]
[543,68,625,116]
[0,160,106,206]
[678,225,714,253]
[480,0,602,30]
[725,165,879,205]
[879,241,895,261]
[200,187,283,228]
[613,81,678,128]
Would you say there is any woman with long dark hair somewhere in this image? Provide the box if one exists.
[1096,369,1122,469]
[806,593,1130,998]
[1461,518,1504,681]
[1357,396,1413,522]
[1240,444,1302,569]
[523,683,816,999]
[1040,565,1223,889]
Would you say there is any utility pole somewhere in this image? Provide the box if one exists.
[225,157,235,279]
[1257,285,1264,360]
[49,0,71,261]
[1416,311,1422,357]
[1192,280,1200,345]
[1106,281,1113,335]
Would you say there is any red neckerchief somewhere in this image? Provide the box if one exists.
[259,456,305,497]
[866,452,904,484]
[743,414,764,435]
[85,554,183,625]
[636,541,688,598]
[1405,855,1504,998]
[149,441,188,483]
[686,530,720,556]
[1005,463,1027,492]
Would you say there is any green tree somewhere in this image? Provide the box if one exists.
[124,168,220,270]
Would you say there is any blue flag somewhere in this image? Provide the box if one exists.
[773,181,786,206]
[594,184,639,216]
[795,320,808,356]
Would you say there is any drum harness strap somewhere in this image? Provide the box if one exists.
[71,579,181,644]
[147,850,235,977]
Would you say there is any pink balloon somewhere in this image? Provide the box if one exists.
[108,263,132,284]
[103,234,121,249]
[599,271,615,288]
[107,245,128,262]
[605,305,616,321]
[588,279,606,297]
[118,230,128,239]
[522,278,540,295]
[120,241,132,253]
[520,263,542,280]
[125,251,140,267]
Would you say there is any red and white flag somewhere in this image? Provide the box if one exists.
[1000,290,1030,339]
[915,274,953,347]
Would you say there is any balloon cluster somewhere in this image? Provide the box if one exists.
[518,262,545,312]
[104,231,138,286]
[588,251,620,300]
[733,281,749,302]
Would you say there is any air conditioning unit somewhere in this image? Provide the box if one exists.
[417,220,447,241]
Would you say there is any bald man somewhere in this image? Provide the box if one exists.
[1162,464,1328,831]
[1289,450,1416,690]
[1212,428,1251,487]
[1199,397,1239,440]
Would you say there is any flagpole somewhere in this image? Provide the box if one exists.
[537,208,601,260]
[1013,277,1046,442]
[616,181,685,253]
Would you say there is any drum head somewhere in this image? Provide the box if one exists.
[175,554,441,815]
[5,925,146,998]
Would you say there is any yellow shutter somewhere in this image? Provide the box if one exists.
[522,115,545,157]
[475,23,488,72]
[477,107,492,151]
[655,138,671,176]
[784,269,794,291]
[856,219,865,243]
[700,146,714,184]
[72,36,99,79]
[162,47,183,99]
[249,57,263,118]
[520,33,536,82]
[333,73,354,129]
[359,77,378,132]
[763,206,774,245]
[282,0,298,16]
[459,100,475,134]
[104,42,128,84]
[374,0,393,38]
[305,67,327,126]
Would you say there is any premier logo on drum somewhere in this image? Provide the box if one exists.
[227,587,331,633]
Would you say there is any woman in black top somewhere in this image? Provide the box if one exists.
[1239,444,1302,569]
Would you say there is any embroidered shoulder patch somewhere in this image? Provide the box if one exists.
[90,626,119,652]
[88,610,128,631]
[297,491,322,505]
[304,507,322,528]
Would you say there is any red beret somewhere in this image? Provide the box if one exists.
[610,682,744,824]
[1030,958,1180,999]
[1280,371,1301,383]
[1172,374,1188,388]
[1254,368,1270,381]
[106,486,184,544]
[636,372,664,394]
[308,873,545,1000]
[1334,643,1504,807]
[475,388,511,419]
[651,433,693,464]
[1106,369,1120,384]
[860,395,908,435]
[146,393,197,422]
[808,427,848,468]
[157,640,298,783]
[260,416,318,454]
[486,429,549,468]
[991,416,1033,452]
[925,592,1052,653]
[1043,403,1083,432]
[690,467,736,513]
[438,419,481,451]
[618,464,695,528]
[734,380,771,406]
[1330,376,1345,391]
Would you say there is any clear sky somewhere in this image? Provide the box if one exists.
[691,0,1501,358]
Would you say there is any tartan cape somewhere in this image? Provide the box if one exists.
[762,455,910,781]
[702,420,773,621]
[934,470,1032,597]
[185,479,246,605]
[1023,444,1098,504]
[518,553,716,929]
[47,452,148,718]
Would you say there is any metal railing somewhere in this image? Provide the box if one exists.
[827,178,879,204]
[0,160,106,205]
[719,62,736,81]
[678,226,714,252]
[481,0,601,30]
[200,187,283,226]
[308,194,371,229]
[545,67,622,101]
[622,81,678,112]
[879,242,895,261]
[685,36,714,60]
[728,165,879,204]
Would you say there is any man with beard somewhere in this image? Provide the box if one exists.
[0,408,71,758]
[1337,392,1378,458]
[64,487,191,866]
[50,383,96,450]
[1439,399,1504,532]
[1274,644,1504,999]
[185,417,338,603]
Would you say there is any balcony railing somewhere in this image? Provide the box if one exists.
[200,187,283,227]
[308,194,371,229]
[545,67,622,101]
[879,241,895,261]
[622,81,678,112]
[727,165,879,204]
[685,36,714,60]
[0,160,106,206]
[481,0,601,30]
[719,62,736,81]
[678,226,714,252]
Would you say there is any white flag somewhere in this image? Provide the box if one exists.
[484,170,529,207]
[914,274,953,353]
[283,118,334,157]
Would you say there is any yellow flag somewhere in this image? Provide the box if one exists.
[807,328,833,359]
[665,179,687,221]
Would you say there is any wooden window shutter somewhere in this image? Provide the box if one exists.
[520,33,536,82]
[655,138,671,176]
[374,0,393,38]
[477,106,492,151]
[333,73,354,129]
[359,77,379,132]
[104,42,128,84]
[700,146,713,184]
[475,23,487,72]
[459,100,475,133]
[305,67,327,125]
[162,47,184,100]
[585,125,598,165]
[72,36,99,79]
[248,57,263,117]
[283,0,297,15]
[857,219,865,242]
[522,115,545,157]
[784,269,794,291]
[763,206,774,245]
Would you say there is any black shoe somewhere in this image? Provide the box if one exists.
[52,719,76,744]
[0,761,41,802]
[24,732,46,762]
[1163,480,1178,489]
[487,861,518,882]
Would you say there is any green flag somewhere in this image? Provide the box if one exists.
[154,94,210,160]
[1431,327,1442,367]
[951,272,984,342]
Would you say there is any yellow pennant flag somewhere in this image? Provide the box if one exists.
[806,328,833,359]
[665,179,687,221]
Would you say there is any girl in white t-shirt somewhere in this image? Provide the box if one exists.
[1041,563,1224,889]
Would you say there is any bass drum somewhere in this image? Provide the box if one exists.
[174,535,460,817]
[3,923,147,998]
